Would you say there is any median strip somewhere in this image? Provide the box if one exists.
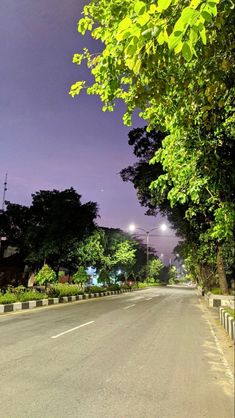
[51,320,95,339]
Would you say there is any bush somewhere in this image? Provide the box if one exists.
[0,289,48,304]
[210,287,222,295]
[121,284,130,290]
[85,285,106,294]
[18,291,48,301]
[47,284,84,298]
[0,292,17,304]
[225,308,235,319]
[35,264,57,285]
[107,284,120,291]
[137,282,149,288]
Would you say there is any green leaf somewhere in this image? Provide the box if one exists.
[181,7,200,25]
[168,32,183,50]
[174,40,183,53]
[149,4,158,14]
[182,42,192,61]
[134,1,146,15]
[133,59,141,75]
[72,53,83,65]
[201,11,212,21]
[69,81,85,97]
[158,0,173,12]
[137,13,150,26]
[189,27,198,44]
[118,17,132,33]
[116,30,131,41]
[199,26,206,44]
[157,31,165,45]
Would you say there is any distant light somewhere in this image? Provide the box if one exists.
[118,270,122,275]
[160,223,167,232]
[129,223,136,232]
[160,253,164,258]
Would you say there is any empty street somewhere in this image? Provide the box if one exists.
[0,287,234,418]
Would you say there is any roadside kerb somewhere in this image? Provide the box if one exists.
[219,307,235,341]
[0,289,133,315]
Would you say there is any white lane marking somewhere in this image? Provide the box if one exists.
[124,304,136,310]
[51,321,94,339]
[145,298,152,301]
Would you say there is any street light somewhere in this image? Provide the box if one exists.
[128,223,168,281]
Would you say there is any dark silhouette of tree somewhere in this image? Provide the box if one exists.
[0,188,98,272]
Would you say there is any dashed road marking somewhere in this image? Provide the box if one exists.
[123,304,136,310]
[51,321,94,339]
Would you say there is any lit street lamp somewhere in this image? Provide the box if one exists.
[128,223,167,281]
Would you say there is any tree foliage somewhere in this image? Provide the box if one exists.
[148,257,164,281]
[73,266,89,286]
[34,264,57,285]
[70,1,234,293]
[0,188,98,270]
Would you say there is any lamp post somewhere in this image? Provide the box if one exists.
[129,223,167,282]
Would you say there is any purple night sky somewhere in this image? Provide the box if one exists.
[0,0,179,260]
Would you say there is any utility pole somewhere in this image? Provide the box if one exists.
[1,173,7,212]
[0,173,8,257]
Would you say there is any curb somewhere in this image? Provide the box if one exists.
[219,307,235,341]
[0,289,133,315]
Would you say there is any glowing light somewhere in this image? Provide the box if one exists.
[160,223,167,232]
[129,223,136,232]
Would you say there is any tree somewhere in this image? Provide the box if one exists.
[73,266,89,287]
[168,266,177,283]
[34,264,57,286]
[74,229,111,270]
[112,240,136,272]
[70,1,234,293]
[98,268,110,286]
[0,188,98,271]
[148,258,164,282]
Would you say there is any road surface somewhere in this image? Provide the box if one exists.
[0,287,234,418]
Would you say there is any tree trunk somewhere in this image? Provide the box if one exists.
[216,245,229,295]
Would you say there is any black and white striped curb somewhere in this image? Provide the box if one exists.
[219,307,235,341]
[0,289,133,314]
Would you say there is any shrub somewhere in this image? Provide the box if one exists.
[225,308,235,319]
[137,282,148,288]
[35,264,57,285]
[107,284,120,291]
[210,287,222,295]
[85,285,106,294]
[0,292,17,304]
[121,284,130,290]
[0,288,48,304]
[18,291,48,301]
[47,284,84,298]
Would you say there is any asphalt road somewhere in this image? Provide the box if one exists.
[0,287,234,418]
